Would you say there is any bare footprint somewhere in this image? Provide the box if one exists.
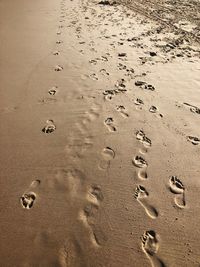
[138,169,148,180]
[115,79,126,91]
[144,84,155,91]
[132,156,147,168]
[48,86,57,95]
[20,180,40,209]
[187,136,200,145]
[53,51,60,56]
[89,73,98,81]
[89,59,97,65]
[134,98,144,106]
[116,105,129,117]
[136,130,151,147]
[104,118,116,132]
[99,147,115,170]
[135,185,158,219]
[54,65,63,71]
[149,106,163,118]
[169,176,186,208]
[79,186,105,247]
[134,98,144,110]
[149,106,158,113]
[89,185,104,202]
[142,230,165,267]
[42,119,56,134]
[100,69,109,76]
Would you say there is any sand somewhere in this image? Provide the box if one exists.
[0,0,200,266]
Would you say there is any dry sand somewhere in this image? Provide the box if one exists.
[0,0,200,266]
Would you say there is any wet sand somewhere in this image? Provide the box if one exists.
[0,0,200,266]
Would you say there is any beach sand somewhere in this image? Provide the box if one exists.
[0,0,200,266]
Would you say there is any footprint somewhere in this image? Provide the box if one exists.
[89,73,98,81]
[99,147,115,170]
[118,52,127,57]
[42,119,56,134]
[20,180,40,209]
[187,136,200,145]
[134,185,158,219]
[89,185,104,202]
[134,98,144,108]
[54,65,63,71]
[104,94,113,101]
[104,118,117,132]
[116,105,129,117]
[79,186,105,247]
[101,56,108,61]
[138,169,148,180]
[132,156,147,168]
[149,106,158,113]
[190,106,200,114]
[144,84,155,91]
[142,230,165,267]
[136,130,151,147]
[149,106,163,118]
[20,192,36,209]
[89,59,97,65]
[169,176,186,208]
[115,79,126,91]
[117,63,126,70]
[48,86,57,95]
[135,81,155,91]
[53,51,60,55]
[100,69,109,76]
[135,81,146,87]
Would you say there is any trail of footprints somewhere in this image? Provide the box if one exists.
[20,0,108,260]
[133,129,186,266]
[19,0,193,265]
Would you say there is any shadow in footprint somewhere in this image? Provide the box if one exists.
[169,176,186,208]
[42,120,56,134]
[20,193,36,209]
[132,155,147,168]
[187,136,200,145]
[138,169,148,180]
[104,118,117,132]
[142,230,165,267]
[135,185,158,219]
[20,179,40,209]
[48,86,57,96]
[134,98,144,110]
[54,65,63,71]
[116,105,129,117]
[136,130,151,148]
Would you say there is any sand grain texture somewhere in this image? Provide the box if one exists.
[0,0,200,266]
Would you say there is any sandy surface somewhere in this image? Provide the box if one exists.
[0,0,200,266]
